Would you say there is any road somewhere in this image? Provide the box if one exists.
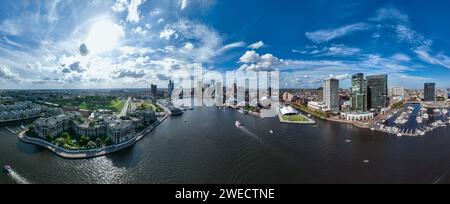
[118,97,131,117]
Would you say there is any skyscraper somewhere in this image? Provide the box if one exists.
[323,78,339,111]
[424,83,436,101]
[351,73,367,112]
[391,87,404,97]
[150,84,157,97]
[168,80,174,99]
[367,74,388,111]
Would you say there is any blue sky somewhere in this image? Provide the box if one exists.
[0,0,449,89]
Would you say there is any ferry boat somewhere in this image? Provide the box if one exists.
[235,121,243,128]
[4,165,12,174]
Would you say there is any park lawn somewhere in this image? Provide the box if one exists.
[282,114,309,122]
[79,102,88,110]
[111,99,125,113]
[141,102,163,112]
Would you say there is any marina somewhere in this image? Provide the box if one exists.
[373,103,449,137]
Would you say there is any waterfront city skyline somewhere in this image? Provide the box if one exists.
[0,0,450,90]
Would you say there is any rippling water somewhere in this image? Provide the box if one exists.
[1,107,450,184]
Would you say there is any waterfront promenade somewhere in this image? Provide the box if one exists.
[17,114,168,159]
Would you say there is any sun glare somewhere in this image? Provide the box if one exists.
[85,20,124,54]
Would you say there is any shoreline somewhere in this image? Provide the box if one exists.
[17,114,168,159]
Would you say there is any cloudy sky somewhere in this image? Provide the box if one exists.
[0,0,449,89]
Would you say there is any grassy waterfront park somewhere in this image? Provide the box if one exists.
[282,114,310,122]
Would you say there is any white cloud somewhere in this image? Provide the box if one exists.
[0,19,22,36]
[248,41,264,49]
[112,0,146,23]
[133,26,148,35]
[391,53,410,62]
[159,27,177,40]
[238,51,286,72]
[305,23,371,43]
[112,0,129,12]
[370,6,409,23]
[239,50,260,64]
[127,0,146,23]
[415,49,450,69]
[180,0,188,10]
[0,64,20,82]
[217,41,246,53]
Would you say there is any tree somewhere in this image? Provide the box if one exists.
[104,137,113,146]
[61,132,70,140]
[79,136,89,146]
[55,138,66,147]
[96,137,103,147]
[87,141,97,149]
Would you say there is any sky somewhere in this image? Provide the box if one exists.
[0,0,449,89]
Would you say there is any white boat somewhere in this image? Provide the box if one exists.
[370,127,375,131]
[363,160,370,163]
[4,165,12,174]
[269,130,274,134]
[416,117,423,123]
[422,114,429,119]
[433,109,441,113]
[408,106,415,110]
[397,133,403,137]
[235,121,243,128]
[443,109,448,114]
[345,140,352,143]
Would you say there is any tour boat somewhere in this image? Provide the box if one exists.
[4,165,12,174]
[235,121,243,128]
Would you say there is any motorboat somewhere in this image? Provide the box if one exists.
[416,117,423,123]
[235,121,243,128]
[4,165,12,174]
[269,130,274,134]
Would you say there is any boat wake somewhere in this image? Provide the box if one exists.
[238,126,266,146]
[7,170,31,184]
